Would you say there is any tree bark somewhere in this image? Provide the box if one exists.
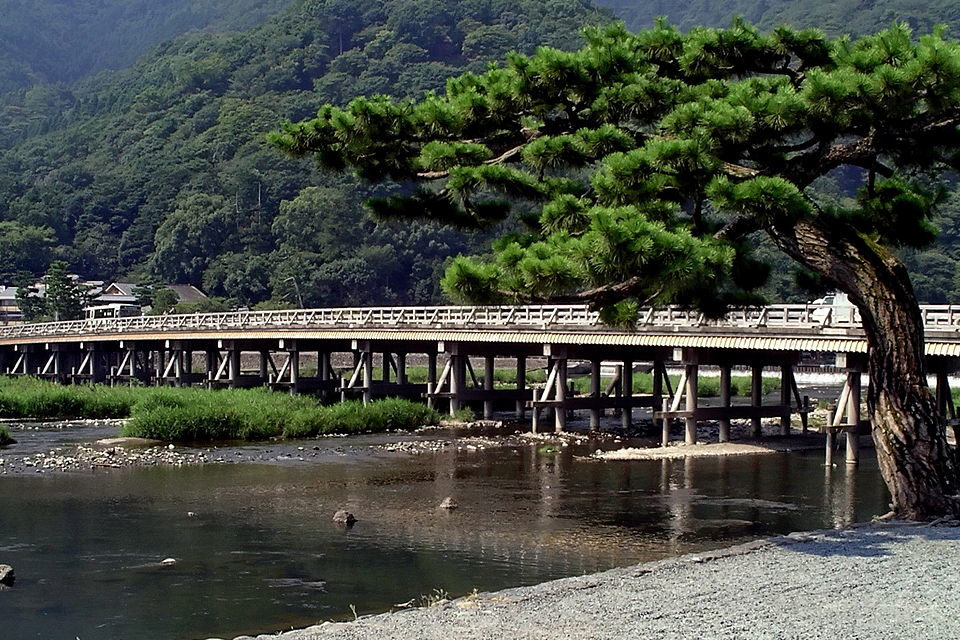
[767,216,960,519]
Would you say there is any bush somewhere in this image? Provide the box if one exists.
[0,425,15,446]
[0,377,442,443]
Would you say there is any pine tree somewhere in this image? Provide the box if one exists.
[272,20,960,519]
[44,261,95,321]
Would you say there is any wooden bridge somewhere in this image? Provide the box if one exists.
[4,303,960,463]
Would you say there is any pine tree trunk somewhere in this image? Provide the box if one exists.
[768,217,960,519]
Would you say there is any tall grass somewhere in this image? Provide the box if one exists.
[0,376,138,419]
[0,377,442,442]
[123,391,442,442]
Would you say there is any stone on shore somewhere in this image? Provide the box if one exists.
[0,564,15,587]
[438,497,458,510]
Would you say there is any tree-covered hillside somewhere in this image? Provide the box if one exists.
[0,0,296,94]
[595,0,960,35]
[0,0,610,307]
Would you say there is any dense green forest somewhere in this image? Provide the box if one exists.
[2,0,960,308]
[0,0,295,94]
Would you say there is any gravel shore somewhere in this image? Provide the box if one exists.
[236,523,960,640]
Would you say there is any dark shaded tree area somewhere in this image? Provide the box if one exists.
[0,0,610,307]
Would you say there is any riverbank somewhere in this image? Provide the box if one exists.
[236,522,960,640]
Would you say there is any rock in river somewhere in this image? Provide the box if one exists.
[438,496,459,510]
[332,510,357,526]
[0,564,15,587]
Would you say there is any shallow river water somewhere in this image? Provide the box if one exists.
[1,423,889,640]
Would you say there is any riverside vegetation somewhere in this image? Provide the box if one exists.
[0,377,440,442]
[0,368,783,445]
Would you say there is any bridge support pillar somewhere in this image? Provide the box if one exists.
[426,352,438,410]
[845,370,861,466]
[483,356,495,420]
[396,353,407,385]
[621,359,632,430]
[449,353,466,416]
[780,364,792,436]
[684,362,698,445]
[751,364,763,439]
[516,356,526,419]
[589,360,601,431]
[718,364,732,443]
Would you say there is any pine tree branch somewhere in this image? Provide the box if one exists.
[416,143,530,180]
[499,278,661,309]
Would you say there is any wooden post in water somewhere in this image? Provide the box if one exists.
[719,363,732,443]
[751,364,763,438]
[825,408,836,467]
[661,398,670,447]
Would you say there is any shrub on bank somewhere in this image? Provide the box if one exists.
[122,388,442,442]
[0,425,15,446]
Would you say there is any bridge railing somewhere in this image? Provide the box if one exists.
[2,303,959,341]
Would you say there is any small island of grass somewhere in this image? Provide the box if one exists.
[0,377,441,442]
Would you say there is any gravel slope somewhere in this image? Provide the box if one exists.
[235,523,960,640]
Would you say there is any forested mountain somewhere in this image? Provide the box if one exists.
[595,0,960,35]
[0,0,609,308]
[0,0,295,94]
[4,0,960,308]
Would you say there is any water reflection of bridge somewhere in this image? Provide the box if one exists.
[4,304,960,463]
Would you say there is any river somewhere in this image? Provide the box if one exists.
[0,422,889,639]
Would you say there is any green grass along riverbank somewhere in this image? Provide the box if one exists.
[0,377,440,442]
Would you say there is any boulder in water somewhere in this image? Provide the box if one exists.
[0,564,15,587]
[438,497,459,510]
[332,510,357,526]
